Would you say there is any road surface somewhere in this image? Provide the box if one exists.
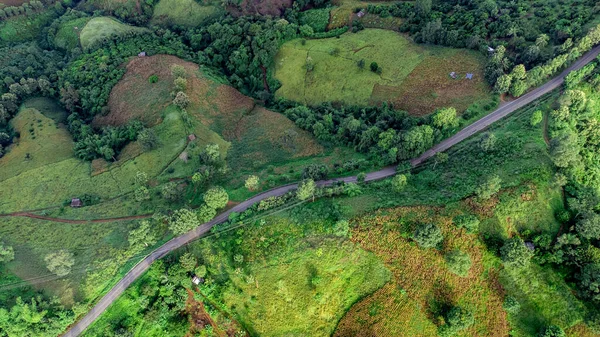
[61,45,600,337]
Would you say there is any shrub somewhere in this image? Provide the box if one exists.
[538,326,565,337]
[500,237,533,268]
[298,8,331,33]
[445,249,471,277]
[302,163,328,181]
[245,175,260,191]
[203,187,229,209]
[438,306,474,336]
[579,263,600,302]
[475,175,502,200]
[44,250,75,277]
[530,110,543,126]
[370,62,379,72]
[453,215,479,233]
[413,223,443,249]
[391,174,408,192]
[148,74,158,83]
[503,296,521,314]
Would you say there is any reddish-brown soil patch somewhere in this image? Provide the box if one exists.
[227,0,292,17]
[93,55,200,127]
[370,50,490,116]
[334,206,509,337]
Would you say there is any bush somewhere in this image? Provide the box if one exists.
[503,296,521,314]
[500,237,533,268]
[413,223,443,249]
[538,325,565,337]
[391,174,408,192]
[203,186,229,209]
[445,249,471,277]
[44,250,75,277]
[298,8,331,33]
[475,175,502,200]
[438,306,474,336]
[453,215,479,233]
[148,74,158,83]
[302,163,328,181]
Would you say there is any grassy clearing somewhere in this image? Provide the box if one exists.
[151,0,222,28]
[0,216,139,304]
[0,105,73,182]
[22,97,68,124]
[501,264,587,336]
[334,206,509,336]
[0,107,188,213]
[53,16,90,51]
[328,0,393,29]
[79,17,148,50]
[274,29,491,115]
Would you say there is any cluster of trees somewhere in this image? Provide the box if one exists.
[276,102,460,165]
[0,0,55,20]
[72,120,144,160]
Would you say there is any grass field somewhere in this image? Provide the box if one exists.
[79,17,148,50]
[0,105,73,182]
[53,17,90,51]
[334,206,509,336]
[151,0,222,28]
[274,29,492,115]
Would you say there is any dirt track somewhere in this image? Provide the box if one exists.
[60,44,600,337]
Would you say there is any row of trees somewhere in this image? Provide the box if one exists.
[0,0,54,20]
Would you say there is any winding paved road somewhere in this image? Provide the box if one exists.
[61,45,600,337]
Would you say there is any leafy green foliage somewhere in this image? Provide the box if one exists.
[298,8,330,33]
[474,174,502,200]
[297,179,316,201]
[203,186,228,209]
[391,174,408,192]
[538,325,566,337]
[500,237,533,268]
[169,208,199,235]
[438,306,474,337]
[44,250,75,276]
[453,215,479,233]
[413,223,443,249]
[445,249,471,277]
[503,296,521,314]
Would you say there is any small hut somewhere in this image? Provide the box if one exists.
[525,241,535,251]
[357,9,365,18]
[188,134,196,142]
[450,72,457,79]
[138,51,146,57]
[192,275,204,285]
[466,73,474,80]
[70,198,82,208]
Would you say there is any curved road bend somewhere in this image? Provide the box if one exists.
[62,45,600,337]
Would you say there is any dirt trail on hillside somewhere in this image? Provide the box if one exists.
[0,212,152,223]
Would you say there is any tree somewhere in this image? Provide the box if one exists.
[509,80,528,97]
[173,91,189,110]
[200,144,220,164]
[503,296,521,314]
[413,223,443,249]
[134,186,150,202]
[297,179,316,201]
[170,64,186,78]
[356,172,366,183]
[302,164,328,180]
[576,213,600,240]
[538,326,566,337]
[434,152,449,168]
[138,129,159,150]
[245,175,260,191]
[169,208,199,235]
[550,133,580,168]
[44,250,75,277]
[500,237,533,268]
[579,263,600,302]
[445,249,472,277]
[0,241,14,263]
[204,186,228,209]
[494,74,512,94]
[453,215,479,233]
[432,107,458,129]
[195,265,207,278]
[357,59,365,69]
[475,175,502,200]
[530,110,543,126]
[370,62,379,72]
[391,174,408,192]
[174,77,187,91]
[415,0,432,17]
[511,64,527,80]
[161,182,181,201]
[439,306,474,336]
[179,253,197,272]
[479,132,497,152]
[128,220,158,252]
[197,203,217,222]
